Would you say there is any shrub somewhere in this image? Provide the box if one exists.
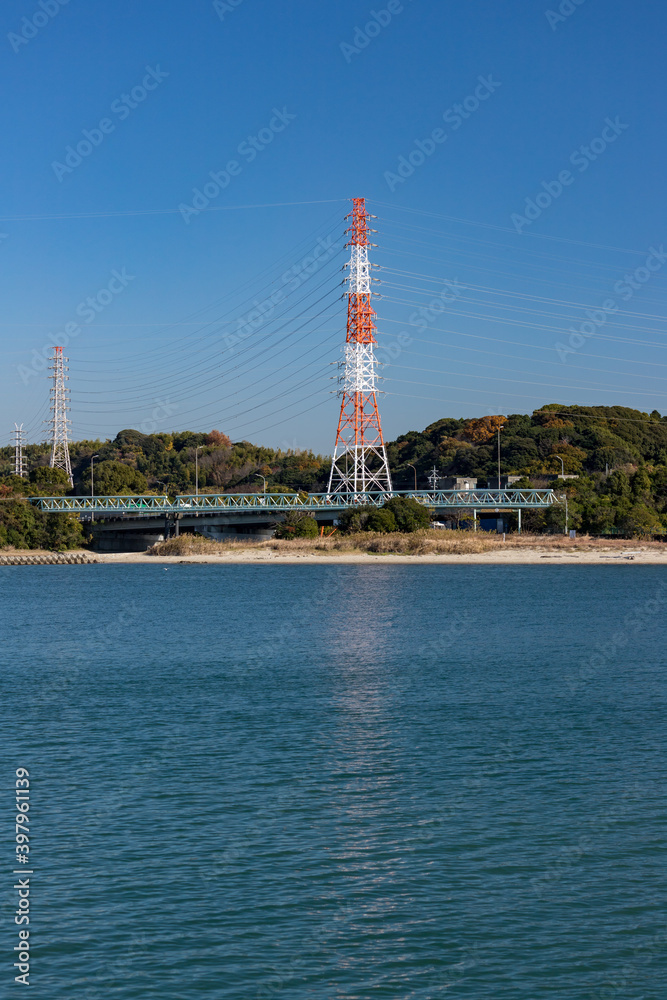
[366,508,397,533]
[382,496,431,532]
[274,512,319,538]
[339,505,375,533]
[339,498,430,533]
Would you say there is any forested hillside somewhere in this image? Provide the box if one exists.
[388,404,667,482]
[2,404,667,545]
[0,429,330,496]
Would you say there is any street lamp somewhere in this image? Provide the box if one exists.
[407,464,417,491]
[195,445,203,496]
[497,425,503,489]
[256,475,267,494]
[554,456,568,535]
[90,454,99,524]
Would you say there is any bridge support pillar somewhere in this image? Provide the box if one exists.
[518,509,522,535]
[473,509,477,532]
[164,515,180,539]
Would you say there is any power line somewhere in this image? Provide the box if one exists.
[0,198,349,223]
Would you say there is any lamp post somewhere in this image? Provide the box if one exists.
[497,425,503,489]
[561,493,569,536]
[256,475,267,494]
[90,454,99,524]
[555,455,568,534]
[195,445,203,496]
[407,464,417,491]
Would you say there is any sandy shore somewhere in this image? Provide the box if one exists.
[94,548,667,565]
[3,542,666,566]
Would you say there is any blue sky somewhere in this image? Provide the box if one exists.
[2,0,666,452]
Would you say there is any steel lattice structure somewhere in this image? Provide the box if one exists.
[12,423,27,478]
[328,198,392,494]
[31,489,560,514]
[48,347,73,486]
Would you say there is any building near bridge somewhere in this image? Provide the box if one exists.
[440,476,477,490]
[487,475,523,489]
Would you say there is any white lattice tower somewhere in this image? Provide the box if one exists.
[48,347,73,486]
[12,423,27,478]
[328,198,392,495]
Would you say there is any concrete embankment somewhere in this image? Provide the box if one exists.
[0,553,98,566]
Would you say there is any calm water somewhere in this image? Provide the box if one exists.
[1,564,666,999]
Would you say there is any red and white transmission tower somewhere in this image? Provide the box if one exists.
[328,198,392,494]
[48,346,73,486]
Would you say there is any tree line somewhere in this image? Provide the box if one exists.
[2,405,667,547]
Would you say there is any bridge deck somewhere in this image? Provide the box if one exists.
[32,489,559,515]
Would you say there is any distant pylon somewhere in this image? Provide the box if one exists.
[328,198,392,494]
[12,423,27,478]
[48,346,73,486]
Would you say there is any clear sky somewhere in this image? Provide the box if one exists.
[2,0,666,453]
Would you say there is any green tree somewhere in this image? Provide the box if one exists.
[29,466,71,493]
[44,513,84,550]
[0,498,45,549]
[383,496,431,532]
[582,496,616,535]
[606,470,631,499]
[622,503,662,537]
[366,508,397,533]
[274,512,319,538]
[630,467,652,505]
[82,460,148,495]
[339,505,375,533]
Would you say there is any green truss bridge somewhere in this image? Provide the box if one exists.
[32,488,560,515]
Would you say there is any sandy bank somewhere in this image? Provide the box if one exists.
[3,537,666,566]
[95,548,667,566]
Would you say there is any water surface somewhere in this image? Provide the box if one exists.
[1,564,665,999]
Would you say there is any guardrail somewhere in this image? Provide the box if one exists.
[31,489,559,514]
[32,495,174,513]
